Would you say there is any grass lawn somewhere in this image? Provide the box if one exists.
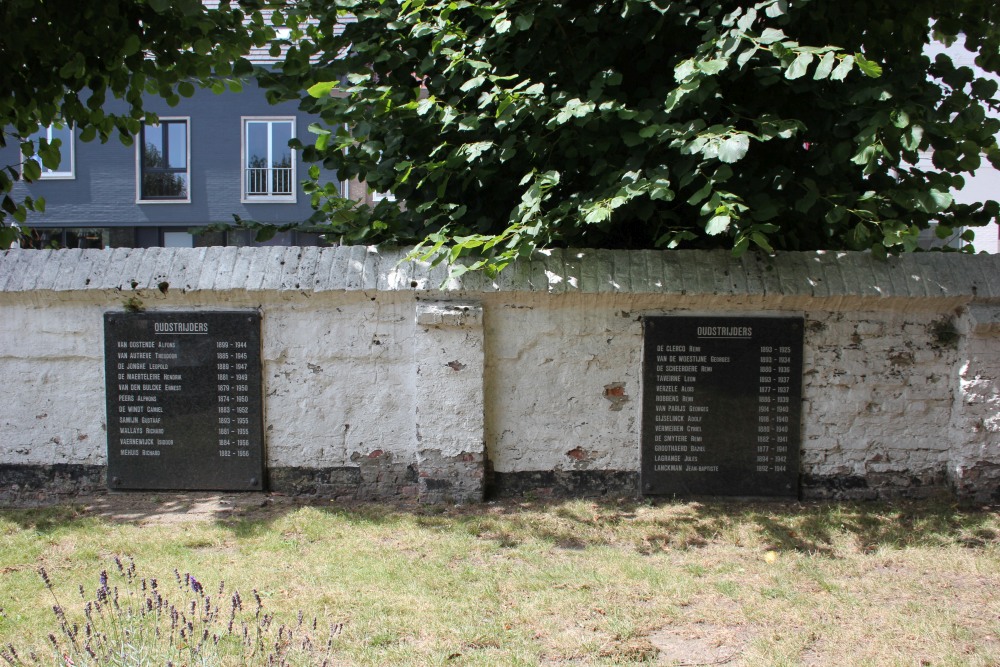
[1,493,998,666]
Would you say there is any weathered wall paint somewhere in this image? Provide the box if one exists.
[1,247,998,502]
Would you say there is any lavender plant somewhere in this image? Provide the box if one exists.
[0,557,342,667]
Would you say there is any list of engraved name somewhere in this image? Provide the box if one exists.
[113,339,180,457]
[650,324,790,475]
[111,323,253,461]
[650,342,726,473]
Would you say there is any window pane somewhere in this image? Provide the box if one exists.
[244,119,295,198]
[143,172,188,199]
[50,124,72,149]
[246,122,268,169]
[163,231,194,248]
[167,122,186,169]
[25,127,45,169]
[27,127,45,148]
[143,126,165,168]
[272,122,292,168]
[26,123,73,174]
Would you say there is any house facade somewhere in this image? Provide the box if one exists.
[3,82,342,249]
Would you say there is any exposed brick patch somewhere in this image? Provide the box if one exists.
[489,470,639,498]
[949,462,1000,504]
[603,382,629,411]
[0,464,105,502]
[267,467,362,498]
[416,450,484,504]
[801,471,949,501]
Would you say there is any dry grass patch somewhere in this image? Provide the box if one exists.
[0,494,997,665]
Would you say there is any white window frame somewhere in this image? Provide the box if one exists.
[23,123,75,180]
[136,117,191,204]
[241,116,296,203]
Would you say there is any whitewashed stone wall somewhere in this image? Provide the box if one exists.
[1,247,998,502]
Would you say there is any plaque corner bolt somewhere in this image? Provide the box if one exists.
[249,477,259,487]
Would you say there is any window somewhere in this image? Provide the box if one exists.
[23,228,107,249]
[162,231,194,247]
[138,119,189,202]
[25,123,74,179]
[242,118,295,202]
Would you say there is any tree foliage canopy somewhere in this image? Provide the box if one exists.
[265,0,1000,274]
[0,0,275,247]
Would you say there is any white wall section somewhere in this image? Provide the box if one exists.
[1,247,998,502]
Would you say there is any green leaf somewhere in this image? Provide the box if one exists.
[649,179,674,201]
[785,52,814,80]
[825,206,848,225]
[698,60,727,76]
[901,125,924,151]
[674,59,697,82]
[758,28,785,45]
[736,47,757,68]
[307,81,339,98]
[830,55,854,81]
[687,180,713,206]
[912,189,954,214]
[460,76,486,93]
[751,231,774,253]
[122,34,142,57]
[255,226,278,243]
[733,236,750,256]
[0,226,19,249]
[813,52,836,80]
[717,135,750,164]
[705,214,731,235]
[855,53,883,78]
[22,160,42,182]
[764,0,788,18]
[736,8,758,31]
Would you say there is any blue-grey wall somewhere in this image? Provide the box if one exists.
[3,82,336,230]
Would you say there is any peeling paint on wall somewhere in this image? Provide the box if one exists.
[2,248,1000,502]
[603,383,629,411]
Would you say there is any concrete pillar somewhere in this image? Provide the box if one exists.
[950,306,1000,503]
[413,301,485,503]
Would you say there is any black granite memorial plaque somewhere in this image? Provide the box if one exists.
[641,316,803,497]
[104,311,264,490]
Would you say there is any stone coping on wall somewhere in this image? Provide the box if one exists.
[1,246,999,305]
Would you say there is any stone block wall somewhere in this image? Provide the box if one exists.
[1,247,998,503]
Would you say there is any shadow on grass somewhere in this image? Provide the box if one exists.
[2,492,998,557]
